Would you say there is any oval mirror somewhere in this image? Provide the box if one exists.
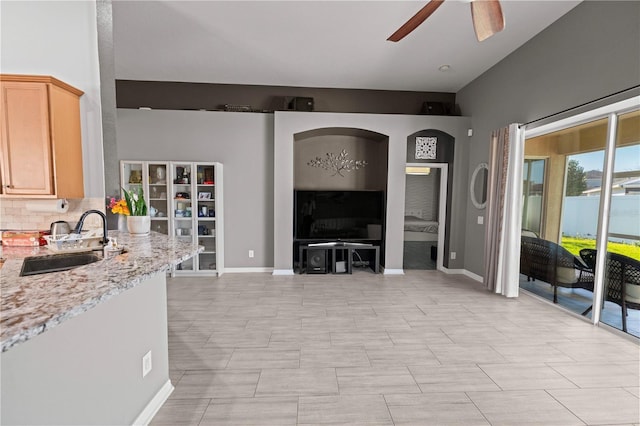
[470,162,489,209]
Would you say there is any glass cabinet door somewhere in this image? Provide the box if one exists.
[196,163,217,271]
[147,162,170,235]
[121,161,145,200]
[170,162,195,272]
[121,160,223,276]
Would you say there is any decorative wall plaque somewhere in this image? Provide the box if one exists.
[308,149,367,177]
[415,136,437,159]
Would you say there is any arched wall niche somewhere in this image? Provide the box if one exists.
[405,129,455,268]
[294,127,389,191]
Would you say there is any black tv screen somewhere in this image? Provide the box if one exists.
[294,190,384,240]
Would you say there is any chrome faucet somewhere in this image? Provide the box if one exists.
[72,209,109,245]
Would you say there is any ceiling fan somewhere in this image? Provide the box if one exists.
[388,0,505,43]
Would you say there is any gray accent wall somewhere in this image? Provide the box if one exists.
[116,109,274,269]
[118,109,469,271]
[457,0,640,277]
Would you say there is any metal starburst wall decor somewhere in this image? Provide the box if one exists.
[307,149,368,177]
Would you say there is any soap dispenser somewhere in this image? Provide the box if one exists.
[103,238,120,259]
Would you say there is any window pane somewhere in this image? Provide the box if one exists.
[522,159,545,236]
[520,118,607,316]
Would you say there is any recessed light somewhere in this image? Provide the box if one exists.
[438,64,451,72]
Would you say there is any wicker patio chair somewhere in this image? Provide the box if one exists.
[520,236,595,303]
[603,252,640,332]
[579,248,597,271]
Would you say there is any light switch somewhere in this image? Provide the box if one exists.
[477,216,484,225]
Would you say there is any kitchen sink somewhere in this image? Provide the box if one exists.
[20,252,102,277]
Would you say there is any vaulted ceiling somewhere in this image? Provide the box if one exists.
[113,1,582,92]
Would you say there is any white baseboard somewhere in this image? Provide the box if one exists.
[224,267,274,274]
[132,379,174,426]
[441,267,484,283]
[272,269,295,276]
[382,268,404,275]
[463,270,484,283]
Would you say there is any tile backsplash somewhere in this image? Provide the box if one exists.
[0,198,105,232]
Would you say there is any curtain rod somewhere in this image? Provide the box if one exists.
[519,85,640,129]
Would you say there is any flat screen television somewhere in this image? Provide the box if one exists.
[294,190,385,240]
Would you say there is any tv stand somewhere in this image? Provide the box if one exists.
[298,243,379,274]
[308,241,373,247]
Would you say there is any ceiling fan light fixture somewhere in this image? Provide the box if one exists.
[387,0,445,42]
[471,0,505,42]
[388,0,504,43]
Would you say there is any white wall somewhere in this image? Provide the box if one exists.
[0,0,104,197]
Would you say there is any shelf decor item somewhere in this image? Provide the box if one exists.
[109,186,150,235]
[307,149,367,177]
[122,186,148,217]
[123,186,149,235]
[415,136,437,160]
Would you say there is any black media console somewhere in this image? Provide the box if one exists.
[298,242,380,274]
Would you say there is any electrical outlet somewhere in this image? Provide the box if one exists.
[248,250,254,258]
[142,350,152,378]
[450,251,457,260]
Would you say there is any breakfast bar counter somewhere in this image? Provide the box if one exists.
[0,230,201,352]
[0,231,202,425]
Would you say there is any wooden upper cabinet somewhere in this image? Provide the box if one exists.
[0,74,84,198]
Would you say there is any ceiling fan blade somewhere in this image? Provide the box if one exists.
[387,0,445,42]
[471,0,505,42]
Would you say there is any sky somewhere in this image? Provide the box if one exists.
[570,145,640,172]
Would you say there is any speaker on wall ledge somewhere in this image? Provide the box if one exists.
[307,249,328,274]
[289,97,314,111]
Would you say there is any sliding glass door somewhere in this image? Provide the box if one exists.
[521,98,639,338]
[600,110,640,336]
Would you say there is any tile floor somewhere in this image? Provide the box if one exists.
[519,276,640,338]
[151,270,640,426]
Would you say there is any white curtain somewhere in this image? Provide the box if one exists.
[483,124,524,297]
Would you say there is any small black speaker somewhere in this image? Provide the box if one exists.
[306,249,327,274]
[422,102,446,115]
[289,97,314,111]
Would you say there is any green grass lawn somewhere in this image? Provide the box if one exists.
[562,236,640,260]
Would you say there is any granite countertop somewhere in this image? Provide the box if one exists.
[0,231,202,352]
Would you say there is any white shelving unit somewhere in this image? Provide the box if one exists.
[120,160,224,276]
[169,161,224,276]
